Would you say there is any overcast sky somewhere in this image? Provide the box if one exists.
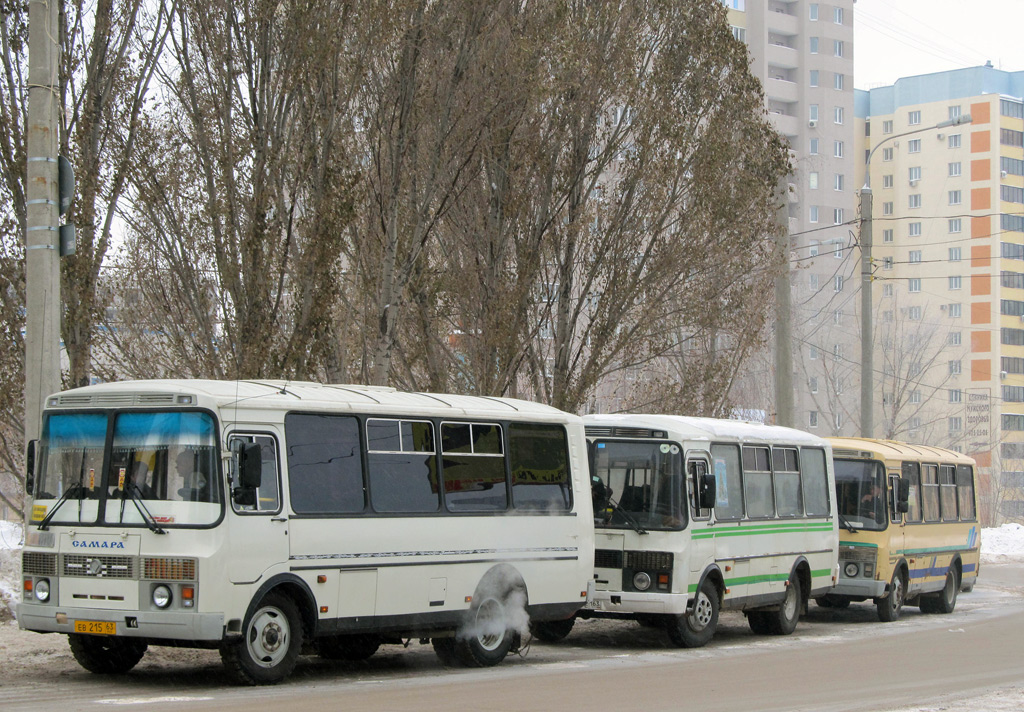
[854,0,1024,89]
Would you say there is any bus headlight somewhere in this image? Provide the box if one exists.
[633,572,652,591]
[34,579,50,602]
[844,562,859,578]
[153,585,172,609]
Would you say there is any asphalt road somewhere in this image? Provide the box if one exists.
[2,561,1022,712]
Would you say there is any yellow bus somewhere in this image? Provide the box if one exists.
[821,438,980,621]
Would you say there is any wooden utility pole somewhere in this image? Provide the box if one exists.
[25,0,62,445]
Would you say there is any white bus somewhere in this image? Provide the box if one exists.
[533,414,838,647]
[18,380,594,684]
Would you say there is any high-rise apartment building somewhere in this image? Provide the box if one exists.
[855,66,1024,523]
[723,1,859,435]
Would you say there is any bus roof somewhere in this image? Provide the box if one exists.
[583,414,828,447]
[45,380,573,421]
[828,437,976,465]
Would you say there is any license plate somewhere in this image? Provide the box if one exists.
[584,599,604,610]
[74,620,116,635]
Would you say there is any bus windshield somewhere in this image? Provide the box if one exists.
[833,458,887,530]
[36,410,221,527]
[591,440,685,531]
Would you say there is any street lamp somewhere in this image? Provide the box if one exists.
[859,113,973,438]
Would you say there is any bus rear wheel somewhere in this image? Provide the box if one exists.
[667,579,719,648]
[876,570,906,622]
[316,633,381,661]
[454,595,518,666]
[221,591,304,685]
[748,574,801,636]
[69,634,147,674]
[815,594,850,609]
[920,567,959,614]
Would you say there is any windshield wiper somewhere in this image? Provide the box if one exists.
[119,482,166,535]
[607,496,648,536]
[38,482,86,531]
[838,512,859,534]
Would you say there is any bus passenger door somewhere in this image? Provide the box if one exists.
[887,470,905,582]
[225,432,289,585]
[688,456,714,575]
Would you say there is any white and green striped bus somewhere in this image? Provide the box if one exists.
[531,415,838,647]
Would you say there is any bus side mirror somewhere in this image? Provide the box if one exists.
[25,440,37,495]
[232,442,262,506]
[697,472,717,510]
[897,478,911,506]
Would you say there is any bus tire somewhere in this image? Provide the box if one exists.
[221,591,303,685]
[453,594,518,667]
[749,574,801,635]
[876,569,906,622]
[316,634,381,661]
[432,636,459,667]
[667,578,719,648]
[635,613,664,628]
[529,617,576,642]
[68,634,147,674]
[921,568,959,614]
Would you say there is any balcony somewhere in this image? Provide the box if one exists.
[767,42,799,69]
[766,77,799,103]
[767,112,799,139]
[766,11,799,36]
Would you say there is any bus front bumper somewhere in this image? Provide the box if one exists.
[583,589,688,616]
[17,602,225,642]
[830,578,888,599]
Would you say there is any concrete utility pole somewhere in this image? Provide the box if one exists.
[25,0,62,445]
[859,113,972,438]
[774,180,794,428]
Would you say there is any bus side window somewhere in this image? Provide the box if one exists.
[229,434,281,514]
[901,462,922,522]
[956,465,976,520]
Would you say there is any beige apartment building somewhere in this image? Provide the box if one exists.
[855,66,1024,523]
[724,0,860,435]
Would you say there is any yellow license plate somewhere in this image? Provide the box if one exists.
[74,620,116,635]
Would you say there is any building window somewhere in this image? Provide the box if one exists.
[949,218,962,233]
[834,275,844,292]
[949,105,961,120]
[882,120,893,134]
[909,390,921,404]
[1003,272,1024,289]
[949,247,962,261]
[949,332,961,346]
[949,389,962,403]
[833,343,843,358]
[1002,185,1024,204]
[809,138,819,154]
[809,69,819,87]
[949,303,962,317]
[833,208,844,224]
[908,306,922,320]
[909,194,922,209]
[883,174,894,188]
[833,240,843,259]
[883,283,894,297]
[810,241,819,256]
[834,140,844,158]
[909,250,922,263]
[949,162,962,177]
[883,201,894,216]
[883,310,893,322]
[809,171,819,189]
[834,7,843,23]
[883,229,894,243]
[834,106,844,124]
[1001,99,1024,118]
[949,190,962,205]
[949,360,962,375]
[810,345,819,360]
[909,277,921,292]
[809,410,818,428]
[834,40,844,57]
[810,377,818,393]
[833,309,842,325]
[834,174,844,191]
[809,273,819,290]
[908,110,921,125]
[949,417,963,433]
[882,147,894,161]
[908,138,921,153]
[809,3,818,20]
[909,222,922,237]
[834,412,843,429]
[834,73,844,90]
[809,104,819,122]
[809,205,819,223]
[909,166,922,182]
[949,134,961,149]
[810,36,819,54]
[949,276,962,290]
[731,26,746,41]
[1001,129,1024,147]
[1003,157,1024,177]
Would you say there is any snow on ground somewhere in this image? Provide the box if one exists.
[0,520,24,622]
[980,523,1024,563]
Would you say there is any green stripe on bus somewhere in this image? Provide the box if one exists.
[838,541,879,548]
[692,524,834,540]
[896,546,976,555]
[687,568,834,593]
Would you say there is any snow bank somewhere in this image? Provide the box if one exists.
[981,523,1024,563]
[1,520,24,620]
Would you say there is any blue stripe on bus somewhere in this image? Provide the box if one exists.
[962,563,976,573]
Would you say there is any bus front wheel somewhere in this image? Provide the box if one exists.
[69,634,147,674]
[667,579,719,648]
[876,570,906,622]
[222,591,304,685]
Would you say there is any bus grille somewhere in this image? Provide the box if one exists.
[594,549,624,569]
[625,550,673,571]
[63,554,135,579]
[22,551,57,576]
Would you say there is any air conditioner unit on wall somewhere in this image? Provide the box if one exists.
[809,120,817,128]
[910,180,918,187]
